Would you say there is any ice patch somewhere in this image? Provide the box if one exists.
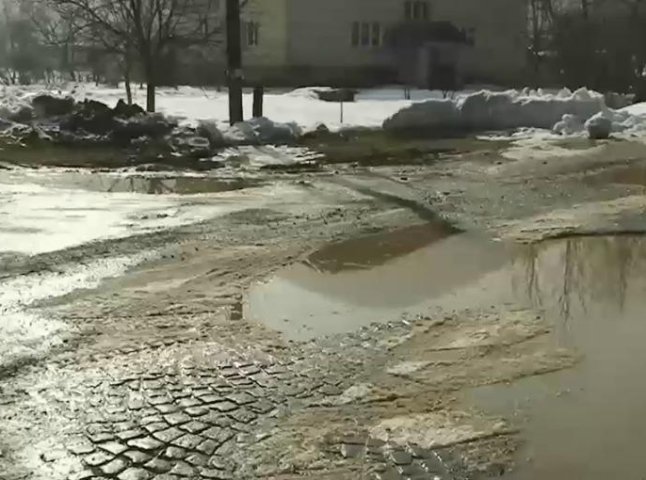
[0,252,152,369]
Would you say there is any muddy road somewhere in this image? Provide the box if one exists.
[3,134,646,480]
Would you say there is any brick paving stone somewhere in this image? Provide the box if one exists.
[98,441,128,455]
[185,406,209,417]
[143,421,169,434]
[198,394,224,405]
[225,392,256,405]
[201,427,233,446]
[153,427,184,443]
[156,404,180,414]
[164,412,191,426]
[179,420,208,434]
[127,399,145,410]
[178,397,201,408]
[87,432,113,444]
[123,450,152,464]
[127,436,164,451]
[169,461,195,477]
[147,395,171,406]
[164,446,187,459]
[185,452,208,466]
[117,468,152,480]
[84,451,112,467]
[100,457,128,475]
[206,457,226,470]
[116,429,145,441]
[173,433,204,450]
[227,408,257,424]
[144,457,173,473]
[141,415,164,425]
[248,399,274,414]
[211,401,237,413]
[195,439,218,456]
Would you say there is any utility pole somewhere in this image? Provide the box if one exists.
[226,0,243,125]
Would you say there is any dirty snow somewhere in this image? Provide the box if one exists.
[0,169,305,255]
[370,412,510,449]
[0,253,153,368]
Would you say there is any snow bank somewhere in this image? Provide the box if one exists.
[384,88,606,132]
[222,117,302,145]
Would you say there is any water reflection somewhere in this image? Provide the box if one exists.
[468,234,646,480]
[70,174,262,195]
[511,235,646,337]
[245,223,509,340]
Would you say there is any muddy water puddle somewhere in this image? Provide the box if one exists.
[4,170,262,194]
[248,226,646,478]
[466,234,646,480]
[245,221,512,340]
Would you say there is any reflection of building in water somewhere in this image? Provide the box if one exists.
[511,235,646,327]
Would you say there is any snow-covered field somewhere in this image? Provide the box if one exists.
[1,83,451,131]
[3,82,646,138]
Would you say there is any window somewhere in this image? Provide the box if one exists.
[405,0,430,20]
[246,21,259,46]
[351,21,382,48]
[371,23,381,47]
[360,22,370,46]
[351,21,360,46]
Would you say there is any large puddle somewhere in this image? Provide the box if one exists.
[245,222,512,340]
[467,234,646,480]
[247,226,646,478]
[0,169,262,194]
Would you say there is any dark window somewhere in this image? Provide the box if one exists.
[420,1,429,19]
[404,1,413,19]
[371,23,381,46]
[246,21,259,46]
[352,22,382,48]
[360,22,370,46]
[351,21,360,46]
[405,1,430,20]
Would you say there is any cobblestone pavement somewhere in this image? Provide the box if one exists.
[2,310,477,480]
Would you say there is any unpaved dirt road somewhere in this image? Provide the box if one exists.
[3,134,646,480]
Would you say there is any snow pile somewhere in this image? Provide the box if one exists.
[223,117,302,145]
[585,112,612,139]
[384,88,606,132]
[553,114,584,135]
[0,86,37,122]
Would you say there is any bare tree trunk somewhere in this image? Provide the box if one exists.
[226,0,243,125]
[252,86,263,117]
[123,50,133,105]
[146,82,156,112]
[124,72,133,105]
[145,59,156,112]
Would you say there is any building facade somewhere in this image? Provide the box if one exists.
[237,0,528,86]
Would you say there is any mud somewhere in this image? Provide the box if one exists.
[4,134,646,480]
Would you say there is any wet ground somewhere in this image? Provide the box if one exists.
[4,134,646,479]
